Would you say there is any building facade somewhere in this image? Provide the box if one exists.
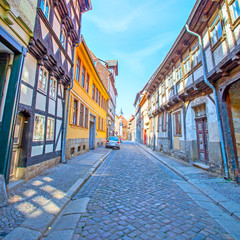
[128,115,135,141]
[87,52,118,138]
[119,114,128,140]
[0,0,37,203]
[135,0,240,180]
[10,0,91,182]
[66,37,109,159]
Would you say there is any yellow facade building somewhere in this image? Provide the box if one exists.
[66,37,109,159]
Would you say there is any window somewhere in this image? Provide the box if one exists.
[38,68,48,93]
[98,116,100,131]
[86,73,89,93]
[229,0,240,22]
[101,95,103,108]
[192,44,201,68]
[96,88,98,103]
[33,114,45,141]
[98,92,101,105]
[183,56,191,75]
[174,111,182,136]
[73,99,78,125]
[161,83,166,95]
[81,66,85,88]
[76,58,80,82]
[92,84,95,100]
[49,78,57,99]
[101,118,103,131]
[60,28,66,48]
[47,118,54,140]
[209,13,223,46]
[40,0,50,19]
[79,103,84,127]
[85,107,89,128]
[176,66,183,82]
[162,111,166,132]
[168,75,173,88]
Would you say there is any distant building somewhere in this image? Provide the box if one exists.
[88,51,118,138]
[119,115,128,140]
[128,115,135,141]
[115,115,120,136]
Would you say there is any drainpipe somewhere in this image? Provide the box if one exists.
[61,42,80,163]
[185,24,229,179]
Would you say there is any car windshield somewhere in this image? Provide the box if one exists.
[109,136,119,141]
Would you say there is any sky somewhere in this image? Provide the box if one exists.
[81,0,196,120]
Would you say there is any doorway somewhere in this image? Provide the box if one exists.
[195,117,209,164]
[89,115,95,150]
[10,114,24,180]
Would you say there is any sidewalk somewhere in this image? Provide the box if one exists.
[0,147,111,240]
[136,142,240,222]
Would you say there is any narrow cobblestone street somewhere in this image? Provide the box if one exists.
[44,142,240,240]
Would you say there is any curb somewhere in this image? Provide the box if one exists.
[135,142,240,222]
[3,150,112,240]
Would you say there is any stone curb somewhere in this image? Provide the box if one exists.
[3,150,112,240]
[135,142,240,222]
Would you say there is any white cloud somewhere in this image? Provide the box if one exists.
[113,31,177,75]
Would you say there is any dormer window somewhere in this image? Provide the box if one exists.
[40,0,50,20]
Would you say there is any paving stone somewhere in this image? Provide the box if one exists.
[44,230,74,240]
[53,214,81,230]
[3,227,41,240]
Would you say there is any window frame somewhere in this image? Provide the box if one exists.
[81,65,86,89]
[79,103,84,127]
[228,0,240,25]
[85,107,89,128]
[72,99,78,125]
[174,111,182,136]
[92,84,95,100]
[33,114,45,141]
[208,12,224,48]
[38,67,48,94]
[86,73,89,93]
[46,117,55,140]
[49,77,57,99]
[75,58,80,82]
[60,27,66,48]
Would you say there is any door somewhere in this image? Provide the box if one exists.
[89,121,95,150]
[10,115,24,180]
[196,117,209,164]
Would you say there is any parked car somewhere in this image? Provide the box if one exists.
[105,136,120,150]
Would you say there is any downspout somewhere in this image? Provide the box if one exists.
[185,24,229,179]
[61,42,80,163]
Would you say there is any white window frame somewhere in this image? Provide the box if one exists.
[175,66,183,82]
[229,0,240,22]
[183,56,191,75]
[60,28,66,48]
[191,43,201,68]
[49,77,57,99]
[46,117,54,140]
[38,67,48,93]
[209,13,223,46]
[33,114,45,141]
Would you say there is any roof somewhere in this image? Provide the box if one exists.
[105,60,118,76]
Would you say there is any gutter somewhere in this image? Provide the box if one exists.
[61,42,80,163]
[185,24,229,179]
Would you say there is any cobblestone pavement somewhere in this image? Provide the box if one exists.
[0,147,110,239]
[46,142,239,240]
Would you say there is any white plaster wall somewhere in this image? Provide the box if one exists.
[31,145,43,157]
[205,47,214,73]
[48,98,56,115]
[53,13,61,41]
[206,95,220,142]
[57,98,63,118]
[40,19,49,40]
[22,53,37,87]
[234,24,240,45]
[56,119,62,151]
[185,74,193,87]
[185,104,196,141]
[36,92,46,111]
[193,66,203,81]
[45,144,53,153]
[213,40,228,66]
[20,84,33,106]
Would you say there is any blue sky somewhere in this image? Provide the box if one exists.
[82,0,196,119]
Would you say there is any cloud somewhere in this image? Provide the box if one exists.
[113,31,177,75]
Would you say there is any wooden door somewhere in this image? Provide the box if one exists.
[10,115,24,180]
[196,117,209,164]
